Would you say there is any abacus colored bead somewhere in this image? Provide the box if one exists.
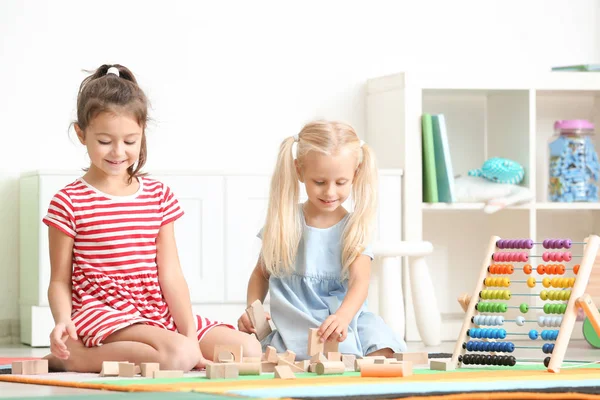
[527,277,536,288]
[540,290,548,300]
[543,252,550,262]
[520,303,529,313]
[524,264,532,274]
[556,252,564,262]
[538,316,547,327]
[496,240,503,249]
[525,239,534,249]
[544,357,551,368]
[547,239,556,249]
[557,264,566,275]
[550,252,558,262]
[516,316,525,326]
[564,239,572,249]
[507,342,515,352]
[529,330,539,340]
[574,264,580,275]
[537,264,546,274]
[543,278,551,288]
[563,252,572,262]
[543,239,549,248]
[520,252,528,262]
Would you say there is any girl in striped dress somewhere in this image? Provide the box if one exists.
[43,64,260,373]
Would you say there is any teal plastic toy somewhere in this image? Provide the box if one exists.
[469,157,525,185]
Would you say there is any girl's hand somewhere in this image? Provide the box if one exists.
[237,311,271,335]
[194,352,212,370]
[318,313,349,343]
[50,320,78,360]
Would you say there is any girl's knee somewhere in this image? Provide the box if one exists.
[241,333,262,358]
[161,337,199,371]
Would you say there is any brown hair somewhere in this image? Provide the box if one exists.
[75,64,149,183]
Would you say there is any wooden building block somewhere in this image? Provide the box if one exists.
[310,353,327,364]
[277,358,304,373]
[308,363,317,372]
[212,345,243,363]
[307,328,324,356]
[153,370,184,378]
[140,363,159,378]
[261,361,276,372]
[246,299,272,341]
[280,350,296,363]
[430,359,455,371]
[360,362,413,378]
[99,361,120,377]
[274,365,296,379]
[394,352,429,365]
[12,360,48,375]
[236,362,261,375]
[354,358,375,372]
[324,338,339,353]
[327,352,341,361]
[316,361,345,375]
[206,363,224,379]
[341,354,356,370]
[265,346,279,363]
[295,360,310,371]
[243,356,262,363]
[118,362,136,377]
[217,351,234,363]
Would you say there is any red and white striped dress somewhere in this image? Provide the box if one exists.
[43,177,233,347]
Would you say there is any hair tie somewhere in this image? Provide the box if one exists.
[106,66,120,77]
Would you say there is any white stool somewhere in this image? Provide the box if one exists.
[372,241,441,346]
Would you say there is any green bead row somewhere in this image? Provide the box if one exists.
[543,303,567,314]
[476,302,508,313]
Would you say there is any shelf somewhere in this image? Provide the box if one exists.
[421,202,530,211]
[422,202,600,211]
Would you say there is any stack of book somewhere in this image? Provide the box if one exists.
[422,113,456,203]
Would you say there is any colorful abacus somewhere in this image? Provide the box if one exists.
[451,235,600,373]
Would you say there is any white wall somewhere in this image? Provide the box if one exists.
[1,0,599,342]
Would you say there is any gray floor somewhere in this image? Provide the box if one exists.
[0,340,598,397]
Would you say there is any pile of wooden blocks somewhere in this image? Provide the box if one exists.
[100,361,181,378]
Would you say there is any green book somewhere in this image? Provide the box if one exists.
[552,64,600,72]
[422,114,438,203]
[431,114,455,203]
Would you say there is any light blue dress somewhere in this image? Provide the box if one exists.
[258,210,407,360]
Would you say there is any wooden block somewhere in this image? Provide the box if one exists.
[354,358,375,372]
[394,352,429,365]
[246,299,272,341]
[360,362,413,378]
[134,365,141,375]
[99,361,120,377]
[316,361,345,375]
[280,350,296,363]
[308,363,317,373]
[327,352,341,361]
[206,363,224,379]
[12,360,48,375]
[153,370,184,378]
[261,361,277,373]
[295,360,310,371]
[430,359,455,371]
[362,355,386,360]
[341,354,356,370]
[307,328,324,356]
[236,362,261,375]
[324,339,339,353]
[274,365,296,379]
[140,363,159,378]
[213,345,243,363]
[265,346,279,363]
[223,363,239,379]
[243,356,262,363]
[277,358,304,373]
[118,362,136,377]
[217,351,234,363]
[310,353,327,364]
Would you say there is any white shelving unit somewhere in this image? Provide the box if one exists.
[366,71,600,342]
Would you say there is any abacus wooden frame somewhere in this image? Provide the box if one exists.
[450,234,600,373]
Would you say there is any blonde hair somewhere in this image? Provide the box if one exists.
[261,121,378,277]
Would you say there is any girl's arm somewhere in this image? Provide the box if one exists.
[237,256,270,334]
[246,256,270,306]
[318,254,371,342]
[156,221,197,339]
[48,226,76,324]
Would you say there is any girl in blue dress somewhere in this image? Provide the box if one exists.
[238,120,406,360]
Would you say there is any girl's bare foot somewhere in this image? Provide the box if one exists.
[43,353,67,372]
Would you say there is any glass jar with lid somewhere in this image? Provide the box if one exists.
[548,119,600,202]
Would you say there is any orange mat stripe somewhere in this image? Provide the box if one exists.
[397,393,600,400]
[0,368,599,394]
